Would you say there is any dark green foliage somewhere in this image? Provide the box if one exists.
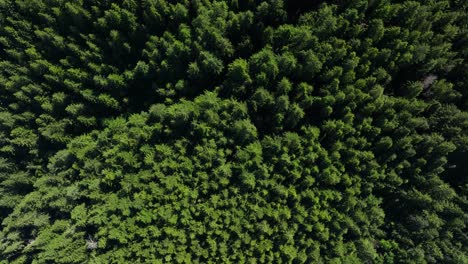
[0,0,467,263]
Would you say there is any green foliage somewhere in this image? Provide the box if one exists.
[0,0,467,263]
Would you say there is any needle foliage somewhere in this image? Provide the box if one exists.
[0,0,467,263]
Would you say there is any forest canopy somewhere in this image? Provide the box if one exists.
[0,0,467,263]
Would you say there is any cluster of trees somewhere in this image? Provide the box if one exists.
[0,0,467,263]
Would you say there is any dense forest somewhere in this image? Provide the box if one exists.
[0,0,467,263]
